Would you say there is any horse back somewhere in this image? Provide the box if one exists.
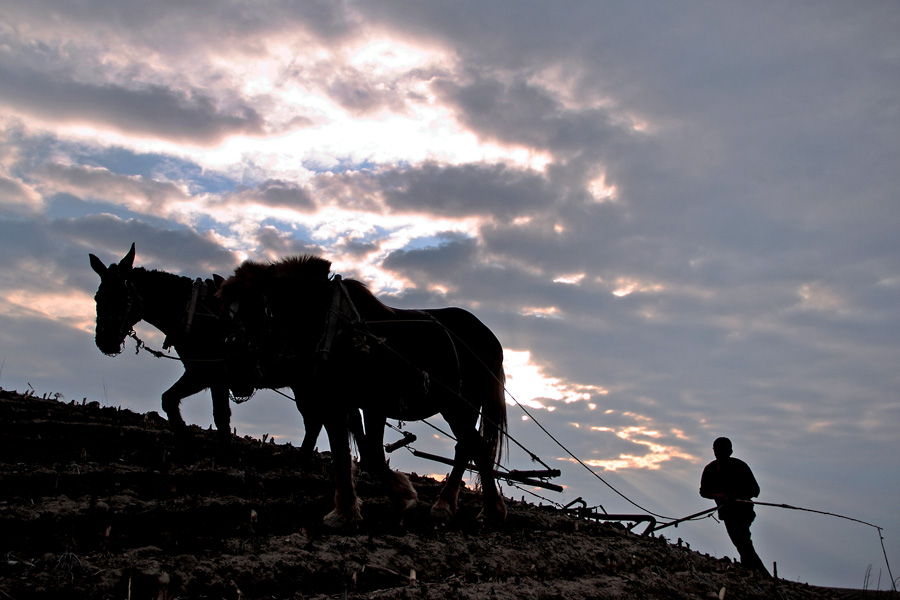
[416,307,503,369]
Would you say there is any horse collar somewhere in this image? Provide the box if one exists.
[314,275,363,369]
[184,277,206,334]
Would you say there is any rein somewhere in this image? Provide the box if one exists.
[127,329,179,360]
[120,276,219,362]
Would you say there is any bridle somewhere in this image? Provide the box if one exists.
[96,277,143,356]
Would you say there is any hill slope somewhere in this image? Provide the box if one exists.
[0,388,889,599]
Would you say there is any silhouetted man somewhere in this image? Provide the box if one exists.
[699,437,770,576]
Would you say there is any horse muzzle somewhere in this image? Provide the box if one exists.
[95,331,127,356]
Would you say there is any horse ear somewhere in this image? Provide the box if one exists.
[212,274,225,288]
[119,242,136,271]
[89,253,108,277]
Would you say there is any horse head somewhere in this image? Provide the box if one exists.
[89,243,143,356]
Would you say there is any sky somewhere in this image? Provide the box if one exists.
[1,1,898,590]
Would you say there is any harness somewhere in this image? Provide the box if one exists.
[123,277,217,358]
[315,275,369,376]
[184,278,206,334]
[122,271,461,402]
[317,275,357,361]
[163,278,210,350]
[314,275,461,399]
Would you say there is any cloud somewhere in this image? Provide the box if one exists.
[383,234,478,283]
[434,74,629,157]
[1,0,358,54]
[381,161,556,219]
[0,175,43,215]
[253,226,327,261]
[39,164,192,217]
[0,55,265,145]
[48,214,238,278]
[229,179,317,213]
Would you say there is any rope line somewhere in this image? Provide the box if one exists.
[743,500,895,591]
[418,319,678,520]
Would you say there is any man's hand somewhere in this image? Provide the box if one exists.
[700,490,729,500]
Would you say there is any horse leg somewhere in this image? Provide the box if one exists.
[160,371,209,430]
[322,415,363,526]
[432,410,479,521]
[439,416,507,522]
[466,429,507,522]
[362,411,417,513]
[348,409,368,472]
[431,440,469,521]
[290,389,322,461]
[210,383,232,438]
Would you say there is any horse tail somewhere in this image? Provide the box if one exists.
[479,356,507,467]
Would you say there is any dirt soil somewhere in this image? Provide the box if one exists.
[1,388,893,599]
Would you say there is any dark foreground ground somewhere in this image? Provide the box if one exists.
[1,388,895,599]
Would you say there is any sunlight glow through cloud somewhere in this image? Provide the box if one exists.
[503,349,608,410]
[612,277,665,298]
[553,273,585,285]
[520,306,561,318]
[580,424,696,471]
[2,290,96,333]
[588,173,617,203]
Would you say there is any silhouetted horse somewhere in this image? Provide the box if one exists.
[88,244,327,455]
[217,255,508,524]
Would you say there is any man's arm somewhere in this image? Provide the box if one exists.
[742,461,761,498]
[699,463,725,499]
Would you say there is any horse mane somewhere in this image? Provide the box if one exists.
[123,267,193,297]
[269,255,332,284]
[216,254,397,319]
[216,255,332,301]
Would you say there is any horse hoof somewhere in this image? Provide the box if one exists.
[167,417,187,430]
[397,497,418,512]
[430,500,455,522]
[476,505,508,524]
[323,507,363,529]
[323,510,344,528]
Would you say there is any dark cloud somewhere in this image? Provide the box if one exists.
[434,75,625,156]
[337,239,381,260]
[321,67,432,116]
[234,179,317,212]
[2,0,358,52]
[51,214,238,283]
[39,164,190,214]
[383,234,477,280]
[381,162,556,219]
[0,175,41,215]
[0,54,264,145]
[254,226,325,259]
